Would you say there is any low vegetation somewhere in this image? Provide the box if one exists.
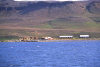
[0,35,19,42]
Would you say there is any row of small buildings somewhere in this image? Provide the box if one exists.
[19,36,53,42]
[20,35,90,41]
[59,35,90,38]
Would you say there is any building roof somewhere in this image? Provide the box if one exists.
[59,36,73,38]
[80,35,89,37]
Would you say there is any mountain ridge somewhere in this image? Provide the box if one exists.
[0,1,100,35]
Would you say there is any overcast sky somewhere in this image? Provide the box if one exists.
[14,0,88,1]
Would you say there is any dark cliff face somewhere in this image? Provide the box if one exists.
[0,0,100,15]
[0,2,73,14]
[87,1,100,14]
[15,2,74,14]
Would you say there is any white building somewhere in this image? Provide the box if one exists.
[80,35,90,38]
[59,36,73,38]
[41,37,53,40]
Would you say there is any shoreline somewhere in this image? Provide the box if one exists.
[1,38,100,42]
[39,39,100,42]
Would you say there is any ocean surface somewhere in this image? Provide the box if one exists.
[0,40,100,67]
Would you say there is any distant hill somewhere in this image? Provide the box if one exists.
[0,0,100,37]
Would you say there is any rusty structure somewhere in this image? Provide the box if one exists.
[19,31,39,42]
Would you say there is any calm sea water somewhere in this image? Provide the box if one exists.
[0,40,100,67]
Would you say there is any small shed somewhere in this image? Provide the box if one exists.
[41,37,53,40]
[59,36,73,38]
[80,35,90,38]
